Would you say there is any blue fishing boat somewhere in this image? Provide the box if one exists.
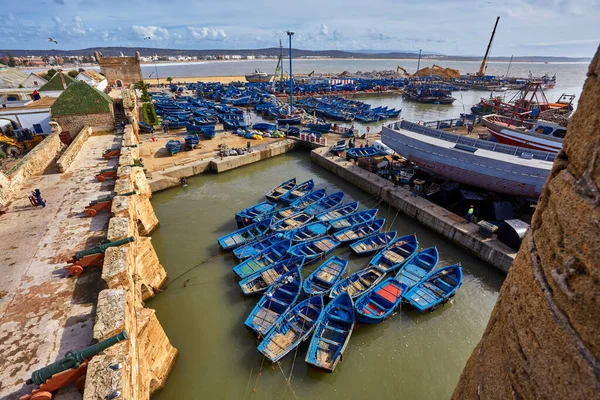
[330,140,347,155]
[305,122,331,133]
[138,121,154,133]
[288,236,340,264]
[346,147,382,161]
[271,212,314,233]
[369,234,419,273]
[223,118,249,130]
[233,240,292,279]
[184,134,200,150]
[280,179,315,204]
[315,201,359,223]
[252,122,277,131]
[403,264,463,312]
[193,116,219,125]
[235,200,277,227]
[258,296,324,363]
[217,217,273,251]
[394,246,439,288]
[244,269,302,336]
[329,266,386,299]
[263,206,298,223]
[201,125,216,139]
[233,233,285,261]
[165,140,181,156]
[350,231,398,256]
[354,278,407,324]
[303,256,348,296]
[332,218,385,244]
[284,221,329,243]
[238,256,305,295]
[328,209,378,231]
[305,293,355,372]
[266,178,297,202]
[277,116,302,125]
[185,122,203,134]
[290,189,326,210]
[304,192,345,216]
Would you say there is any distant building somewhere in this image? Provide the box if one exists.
[94,51,143,88]
[38,71,77,98]
[51,81,114,137]
[245,55,256,60]
[76,70,108,91]
[0,67,28,89]
[21,73,48,89]
[230,55,242,60]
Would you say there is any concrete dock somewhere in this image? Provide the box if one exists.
[310,146,515,272]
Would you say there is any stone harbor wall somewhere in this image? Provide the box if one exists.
[0,121,63,207]
[452,46,600,399]
[84,125,176,399]
[56,125,92,172]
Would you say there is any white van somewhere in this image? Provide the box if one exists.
[373,140,394,156]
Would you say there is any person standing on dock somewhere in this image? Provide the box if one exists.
[247,141,251,153]
[33,189,46,208]
[465,205,474,223]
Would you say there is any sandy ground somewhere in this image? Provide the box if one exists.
[0,133,120,400]
[139,126,284,173]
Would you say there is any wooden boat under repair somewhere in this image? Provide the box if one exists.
[244,269,302,336]
[303,256,349,296]
[305,293,355,372]
[257,296,324,362]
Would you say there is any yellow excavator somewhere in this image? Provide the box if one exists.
[0,129,45,157]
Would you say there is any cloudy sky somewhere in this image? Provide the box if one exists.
[1,0,598,57]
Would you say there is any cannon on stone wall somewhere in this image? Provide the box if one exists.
[83,191,136,217]
[65,236,135,276]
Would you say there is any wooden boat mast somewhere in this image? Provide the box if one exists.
[477,16,500,76]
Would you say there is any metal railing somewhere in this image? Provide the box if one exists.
[422,116,481,129]
[386,120,556,162]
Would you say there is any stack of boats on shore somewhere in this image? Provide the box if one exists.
[217,177,464,372]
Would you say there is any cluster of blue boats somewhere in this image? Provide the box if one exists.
[217,177,464,372]
[296,96,401,123]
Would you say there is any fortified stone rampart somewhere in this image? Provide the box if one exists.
[84,124,176,399]
[95,51,143,88]
[452,46,600,399]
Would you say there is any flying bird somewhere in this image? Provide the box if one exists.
[48,37,58,44]
[144,36,151,40]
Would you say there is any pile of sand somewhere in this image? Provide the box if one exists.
[414,64,461,79]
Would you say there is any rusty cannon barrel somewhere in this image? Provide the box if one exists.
[26,331,129,386]
[89,191,136,206]
[73,236,135,261]
[102,147,121,154]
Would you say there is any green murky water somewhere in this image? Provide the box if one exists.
[148,151,504,400]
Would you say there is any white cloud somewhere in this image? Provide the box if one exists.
[132,25,170,40]
[53,0,65,4]
[319,24,328,35]
[187,27,227,41]
[333,30,343,41]
[367,29,393,40]
[53,15,93,37]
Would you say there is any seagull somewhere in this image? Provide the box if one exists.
[144,36,151,40]
[48,37,58,44]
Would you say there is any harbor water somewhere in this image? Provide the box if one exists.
[148,151,505,399]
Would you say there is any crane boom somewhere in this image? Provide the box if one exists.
[478,16,500,76]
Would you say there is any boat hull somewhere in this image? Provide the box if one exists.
[483,118,562,153]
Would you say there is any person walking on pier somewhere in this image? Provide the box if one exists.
[247,141,252,153]
[465,205,474,223]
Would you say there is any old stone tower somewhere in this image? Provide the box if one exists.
[453,46,600,399]
[94,51,143,88]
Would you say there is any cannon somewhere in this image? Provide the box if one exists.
[102,144,138,160]
[65,236,135,276]
[83,191,136,217]
[95,167,118,182]
[20,331,129,400]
